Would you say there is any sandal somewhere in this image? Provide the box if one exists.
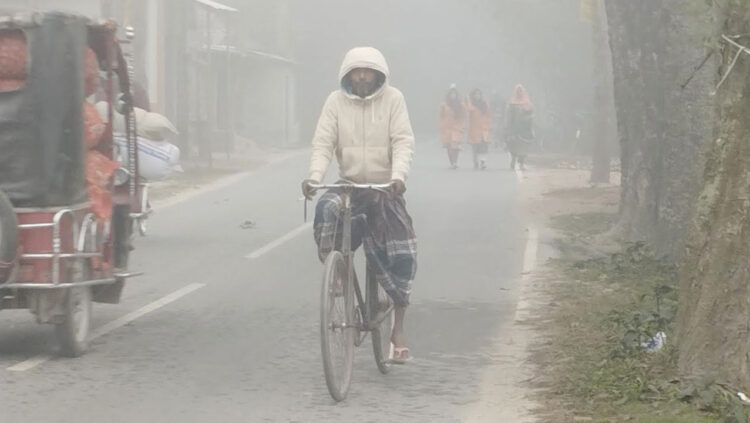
[390,347,412,364]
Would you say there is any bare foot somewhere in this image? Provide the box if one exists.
[391,330,406,349]
[391,306,407,348]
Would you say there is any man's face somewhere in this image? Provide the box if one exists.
[348,68,378,98]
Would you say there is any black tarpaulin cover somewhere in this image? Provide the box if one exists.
[0,12,88,207]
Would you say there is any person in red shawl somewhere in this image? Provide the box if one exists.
[439,85,466,169]
[466,88,492,170]
[505,84,534,170]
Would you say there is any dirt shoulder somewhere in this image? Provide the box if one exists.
[464,165,621,422]
[516,162,733,422]
[148,143,303,206]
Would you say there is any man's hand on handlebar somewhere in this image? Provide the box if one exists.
[390,179,406,196]
[301,179,318,200]
[301,179,405,199]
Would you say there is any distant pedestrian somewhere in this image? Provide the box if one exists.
[466,88,492,170]
[506,84,534,170]
[439,85,466,169]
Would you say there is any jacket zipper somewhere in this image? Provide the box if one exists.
[362,100,367,181]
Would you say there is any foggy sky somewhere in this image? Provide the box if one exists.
[290,0,595,143]
[0,0,597,150]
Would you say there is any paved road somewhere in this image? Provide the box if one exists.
[0,144,533,422]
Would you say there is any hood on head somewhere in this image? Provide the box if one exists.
[339,47,389,99]
[446,86,460,102]
[509,84,533,110]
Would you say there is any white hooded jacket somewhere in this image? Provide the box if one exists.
[308,47,415,184]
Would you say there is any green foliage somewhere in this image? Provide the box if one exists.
[699,0,750,36]
[535,236,745,422]
[549,212,617,238]
[680,379,750,423]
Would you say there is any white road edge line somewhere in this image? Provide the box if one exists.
[245,222,312,259]
[463,225,539,422]
[515,225,539,323]
[7,283,206,372]
[522,226,539,274]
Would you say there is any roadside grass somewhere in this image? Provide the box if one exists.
[529,213,742,422]
[550,212,617,238]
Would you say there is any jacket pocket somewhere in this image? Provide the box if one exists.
[339,146,364,178]
[366,145,390,175]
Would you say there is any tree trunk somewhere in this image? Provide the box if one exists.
[604,0,715,259]
[677,7,750,389]
[605,0,668,240]
[652,0,717,257]
[590,0,614,184]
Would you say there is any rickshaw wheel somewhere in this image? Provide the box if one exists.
[55,286,92,357]
[55,259,92,357]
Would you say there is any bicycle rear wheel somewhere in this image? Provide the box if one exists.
[368,270,393,374]
[320,251,355,401]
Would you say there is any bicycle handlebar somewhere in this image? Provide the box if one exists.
[309,182,393,190]
[302,181,394,222]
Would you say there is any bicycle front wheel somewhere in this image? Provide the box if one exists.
[320,251,355,401]
[368,271,393,374]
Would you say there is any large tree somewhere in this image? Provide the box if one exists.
[604,0,715,259]
[677,3,750,389]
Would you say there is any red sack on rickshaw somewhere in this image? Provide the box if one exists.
[0,30,27,80]
[86,183,112,222]
[84,47,99,97]
[83,101,105,149]
[85,151,119,220]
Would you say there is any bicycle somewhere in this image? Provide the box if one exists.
[308,182,395,402]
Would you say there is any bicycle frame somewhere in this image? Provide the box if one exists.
[310,183,395,332]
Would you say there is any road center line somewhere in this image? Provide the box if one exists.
[245,222,312,259]
[90,283,205,339]
[7,283,205,372]
[6,355,49,372]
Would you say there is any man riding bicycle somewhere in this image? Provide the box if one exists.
[302,47,417,363]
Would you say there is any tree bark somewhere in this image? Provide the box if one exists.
[677,6,750,389]
[590,0,614,184]
[605,0,668,240]
[604,0,715,259]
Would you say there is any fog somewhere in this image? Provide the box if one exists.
[0,1,623,420]
[291,0,597,149]
[0,0,603,156]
